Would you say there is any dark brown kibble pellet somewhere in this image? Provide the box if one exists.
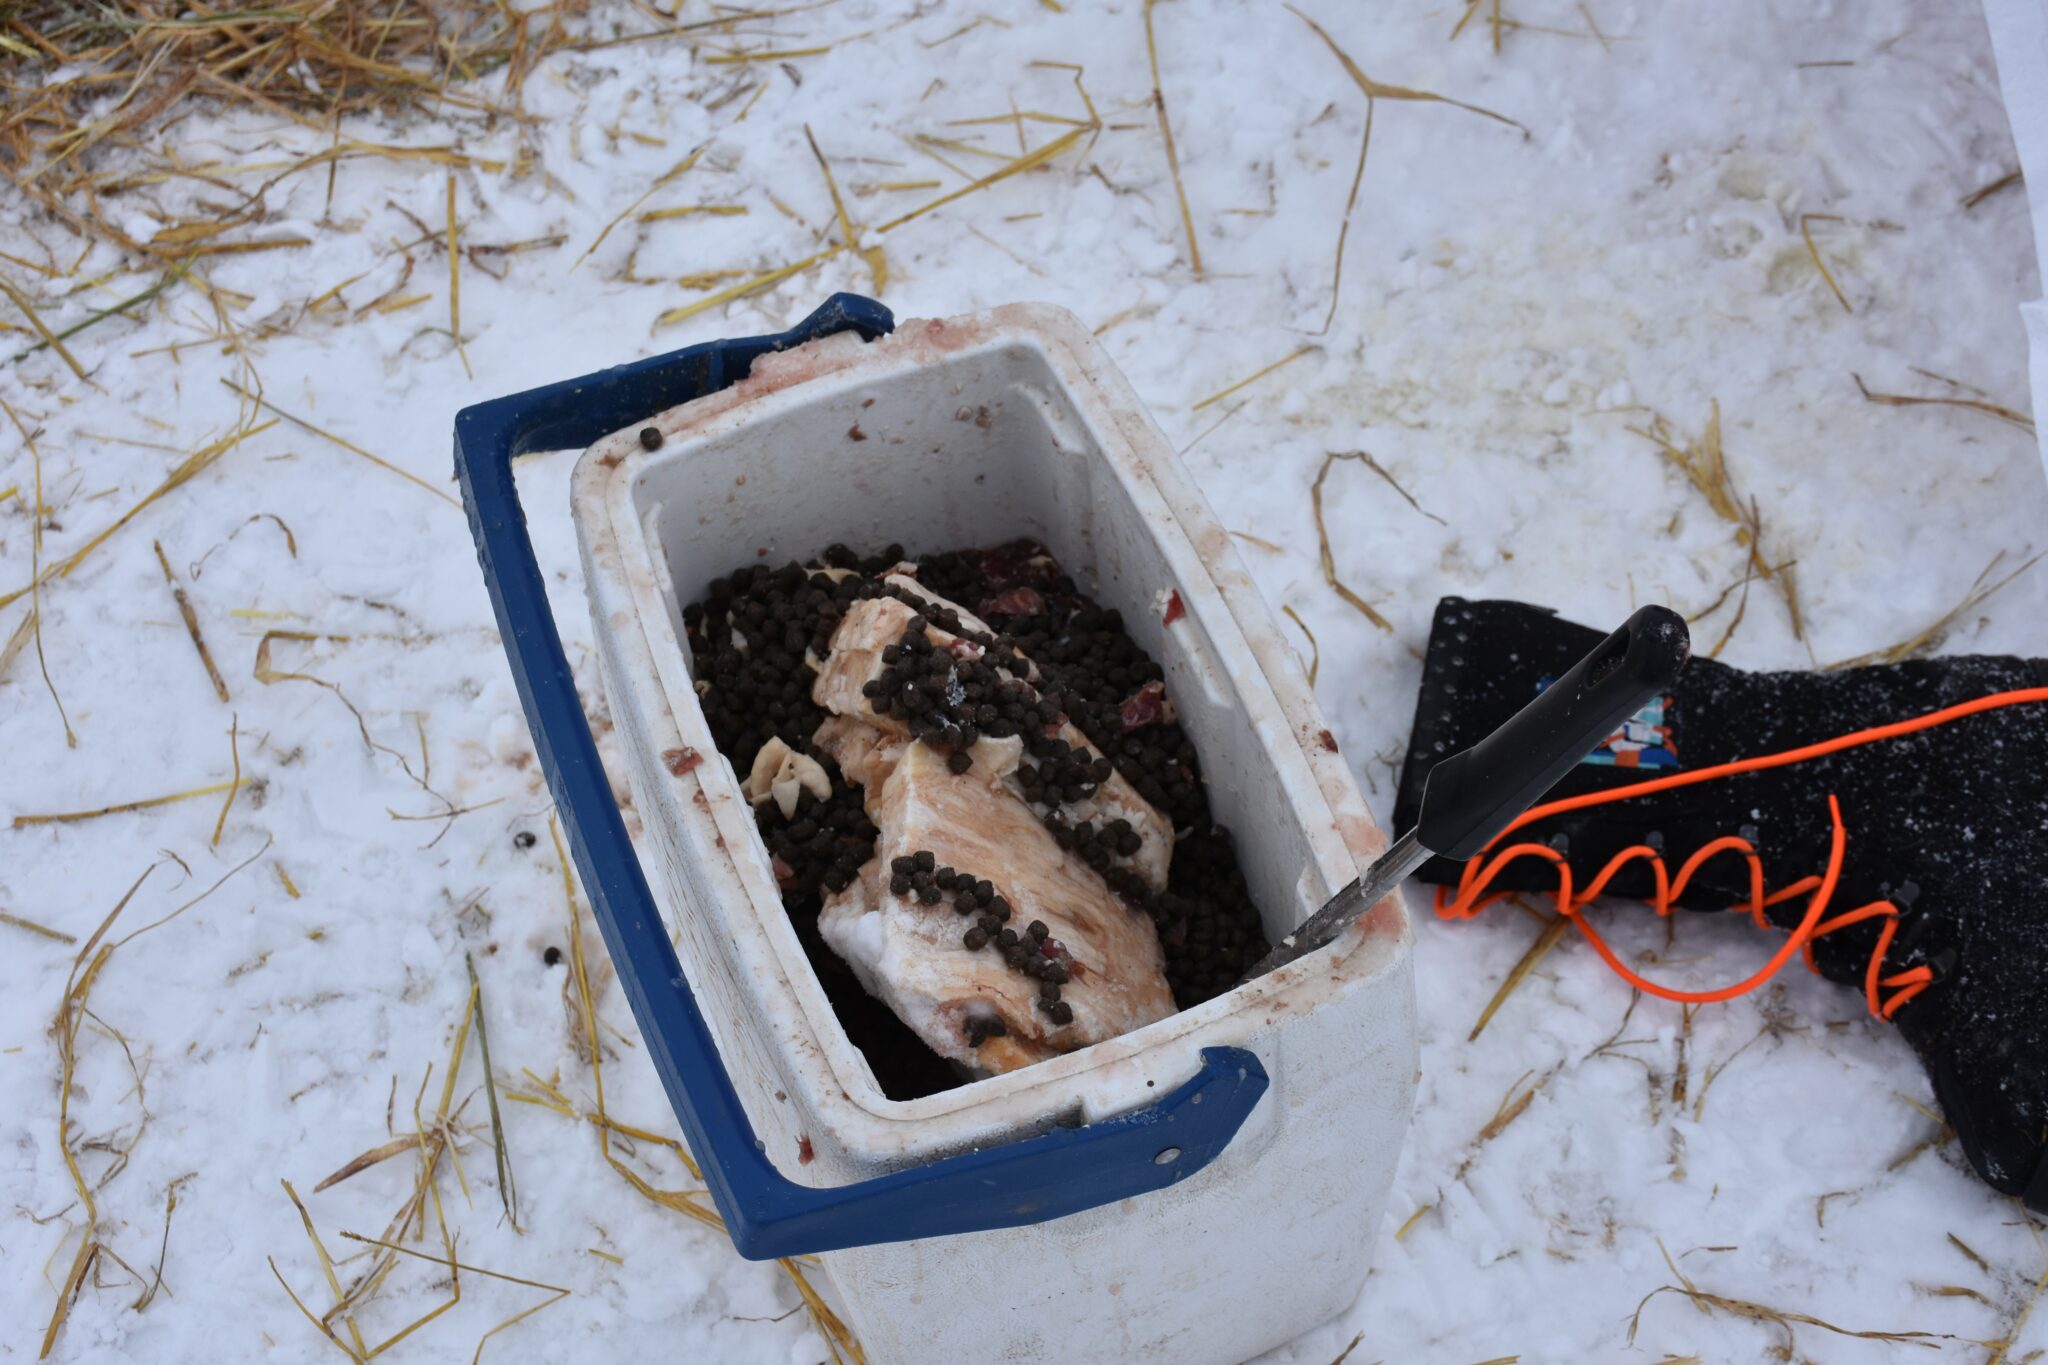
[1027,919,1049,941]
[890,873,912,896]
[914,850,935,872]
[638,426,663,450]
[1048,1001,1073,1025]
[543,945,563,966]
[918,885,943,905]
[947,750,973,775]
[891,854,916,874]
[964,927,989,950]
[513,830,536,850]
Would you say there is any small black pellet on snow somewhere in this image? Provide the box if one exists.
[543,946,562,966]
[513,830,536,850]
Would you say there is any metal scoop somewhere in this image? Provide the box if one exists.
[1244,603,1693,981]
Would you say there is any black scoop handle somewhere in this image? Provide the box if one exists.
[1416,604,1691,860]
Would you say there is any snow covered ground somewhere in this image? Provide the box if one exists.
[4,0,2045,1360]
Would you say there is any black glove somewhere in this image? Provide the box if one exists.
[1395,597,2048,1209]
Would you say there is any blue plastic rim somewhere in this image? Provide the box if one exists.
[452,294,1270,1259]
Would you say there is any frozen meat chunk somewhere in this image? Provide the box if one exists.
[813,595,1172,891]
[818,742,1176,1072]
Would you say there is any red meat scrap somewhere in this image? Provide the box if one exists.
[1119,680,1171,732]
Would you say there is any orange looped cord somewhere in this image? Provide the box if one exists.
[1433,685,2048,1020]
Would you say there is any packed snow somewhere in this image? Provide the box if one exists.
[3,0,2044,1361]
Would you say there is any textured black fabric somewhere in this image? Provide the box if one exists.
[1394,598,2048,1207]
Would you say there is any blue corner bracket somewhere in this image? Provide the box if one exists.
[453,294,1269,1259]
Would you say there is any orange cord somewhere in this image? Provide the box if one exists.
[1433,685,2048,1020]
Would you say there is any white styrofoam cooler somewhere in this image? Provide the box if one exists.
[572,303,1418,1365]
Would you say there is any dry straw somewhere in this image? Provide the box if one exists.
[655,73,1101,329]
[268,961,534,1362]
[1,908,76,941]
[1468,908,1571,1041]
[1799,213,1853,313]
[3,0,591,200]
[2,397,75,744]
[1962,168,2022,210]
[153,540,230,702]
[1289,5,1527,334]
[1853,372,2035,434]
[1630,403,1804,652]
[1311,452,1397,632]
[0,416,279,611]
[510,818,867,1362]
[1629,1239,1949,1355]
[1823,549,2043,671]
[1143,0,1202,276]
[1192,345,1315,411]
[41,848,263,1357]
[1281,604,1321,688]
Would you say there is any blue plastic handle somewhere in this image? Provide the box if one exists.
[453,294,1269,1259]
